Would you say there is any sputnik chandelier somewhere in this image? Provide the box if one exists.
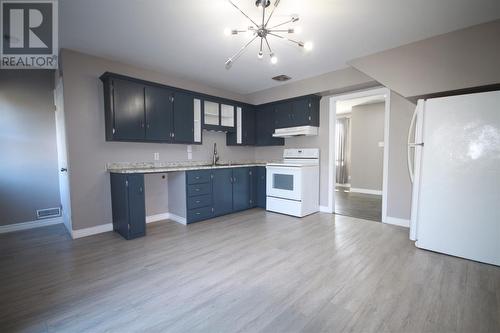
[224,0,312,69]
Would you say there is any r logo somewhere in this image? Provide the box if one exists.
[2,2,53,54]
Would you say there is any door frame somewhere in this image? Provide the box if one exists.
[327,87,391,223]
[54,74,73,236]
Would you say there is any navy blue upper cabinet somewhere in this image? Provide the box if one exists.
[227,106,255,146]
[110,79,146,141]
[172,91,195,143]
[145,85,173,141]
[274,102,293,129]
[273,95,321,129]
[101,72,318,146]
[101,73,201,144]
[244,108,256,145]
[255,105,284,146]
[212,168,233,216]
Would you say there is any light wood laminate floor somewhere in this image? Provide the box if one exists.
[1,209,499,332]
[335,187,382,222]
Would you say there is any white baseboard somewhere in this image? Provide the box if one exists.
[72,212,186,239]
[147,212,186,225]
[168,213,187,225]
[350,188,383,195]
[146,213,170,224]
[0,217,63,234]
[319,206,332,213]
[72,223,113,239]
[384,216,410,228]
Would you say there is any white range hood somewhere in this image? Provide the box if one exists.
[273,126,319,138]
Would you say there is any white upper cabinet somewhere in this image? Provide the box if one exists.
[204,100,219,126]
[203,100,235,130]
[193,98,202,143]
[221,104,235,127]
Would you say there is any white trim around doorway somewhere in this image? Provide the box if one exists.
[327,87,391,223]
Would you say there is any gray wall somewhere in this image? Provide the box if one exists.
[349,19,500,99]
[387,92,415,220]
[350,102,385,191]
[60,49,255,231]
[0,70,61,225]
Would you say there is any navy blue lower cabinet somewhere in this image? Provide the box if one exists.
[110,173,146,240]
[185,167,265,224]
[232,167,252,211]
[212,168,234,216]
[256,166,266,209]
[185,170,214,224]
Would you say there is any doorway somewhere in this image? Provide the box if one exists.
[328,88,390,223]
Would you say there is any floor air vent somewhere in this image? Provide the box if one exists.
[272,75,292,82]
[36,207,61,219]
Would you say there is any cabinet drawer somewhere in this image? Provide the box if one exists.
[187,170,211,184]
[188,206,213,223]
[187,183,211,197]
[187,194,212,209]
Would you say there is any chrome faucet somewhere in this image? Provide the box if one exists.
[212,143,219,166]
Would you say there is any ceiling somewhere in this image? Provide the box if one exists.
[336,95,385,114]
[59,0,500,95]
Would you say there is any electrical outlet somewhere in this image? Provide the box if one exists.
[154,152,160,161]
[187,145,193,160]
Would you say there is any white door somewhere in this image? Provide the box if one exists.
[415,91,500,266]
[54,76,73,235]
[266,166,302,201]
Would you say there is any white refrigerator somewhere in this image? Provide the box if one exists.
[408,90,500,266]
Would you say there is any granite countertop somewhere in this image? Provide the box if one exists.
[106,160,274,174]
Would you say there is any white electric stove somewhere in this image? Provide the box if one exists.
[266,148,320,217]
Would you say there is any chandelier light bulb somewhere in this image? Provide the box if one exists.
[304,41,313,51]
[294,26,302,34]
[224,27,231,36]
[270,53,278,64]
[258,51,264,59]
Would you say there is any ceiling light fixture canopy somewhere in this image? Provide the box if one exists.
[224,0,312,69]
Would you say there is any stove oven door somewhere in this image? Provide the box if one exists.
[266,166,302,201]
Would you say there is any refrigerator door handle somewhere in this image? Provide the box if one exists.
[407,103,424,183]
[409,100,425,241]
